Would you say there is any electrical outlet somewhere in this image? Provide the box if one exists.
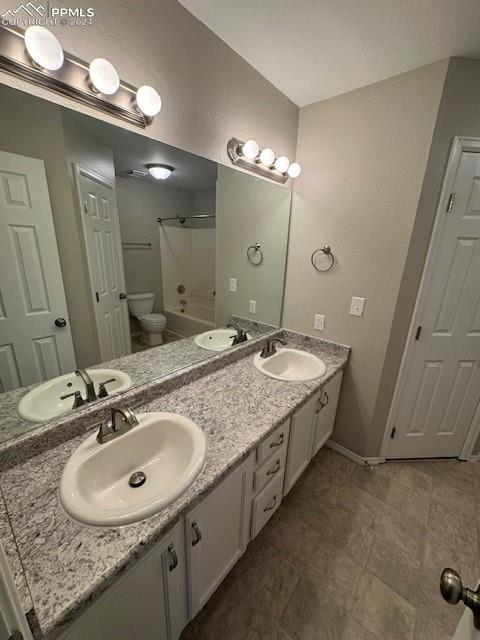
[314,314,325,331]
[249,300,256,314]
[229,278,237,293]
[350,296,366,317]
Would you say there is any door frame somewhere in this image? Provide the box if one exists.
[379,136,480,462]
[72,163,128,362]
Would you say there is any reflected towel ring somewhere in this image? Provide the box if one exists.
[311,245,335,272]
[247,243,264,265]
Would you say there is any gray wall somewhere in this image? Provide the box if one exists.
[216,166,291,327]
[374,57,480,458]
[0,0,298,169]
[282,61,448,457]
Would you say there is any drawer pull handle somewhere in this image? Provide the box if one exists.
[320,391,329,408]
[168,543,178,571]
[269,433,284,449]
[191,521,202,546]
[267,460,281,476]
[263,495,277,512]
[315,398,323,414]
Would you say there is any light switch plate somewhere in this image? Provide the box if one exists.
[350,296,366,317]
[314,314,325,331]
[249,300,256,314]
[229,278,237,293]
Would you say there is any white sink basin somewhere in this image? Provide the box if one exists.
[60,412,206,527]
[253,348,326,382]
[194,328,251,352]
[17,369,132,423]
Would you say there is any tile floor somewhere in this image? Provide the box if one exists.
[181,447,479,639]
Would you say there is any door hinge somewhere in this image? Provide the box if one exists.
[95,291,99,302]
[390,427,396,439]
[415,326,422,341]
[84,201,88,214]
[446,193,455,213]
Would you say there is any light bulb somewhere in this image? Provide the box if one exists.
[241,139,259,160]
[287,162,302,178]
[148,165,173,180]
[24,26,64,71]
[274,155,290,173]
[136,85,162,117]
[89,58,120,95]
[259,148,275,166]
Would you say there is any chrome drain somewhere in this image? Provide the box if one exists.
[129,471,146,488]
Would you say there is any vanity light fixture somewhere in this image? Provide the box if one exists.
[227,138,302,184]
[148,165,174,180]
[24,26,64,71]
[89,58,120,95]
[0,25,163,128]
[136,85,162,117]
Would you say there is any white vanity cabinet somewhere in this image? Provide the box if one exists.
[284,371,343,494]
[311,371,343,457]
[60,520,187,640]
[185,453,254,617]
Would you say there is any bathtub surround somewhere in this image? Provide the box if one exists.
[0,331,349,638]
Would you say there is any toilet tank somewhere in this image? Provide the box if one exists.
[127,293,155,317]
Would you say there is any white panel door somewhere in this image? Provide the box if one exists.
[0,150,75,392]
[389,150,480,459]
[74,165,130,362]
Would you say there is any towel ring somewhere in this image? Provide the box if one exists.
[311,245,335,273]
[247,243,263,265]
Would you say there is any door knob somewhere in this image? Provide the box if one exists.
[119,292,127,300]
[55,317,67,327]
[440,568,480,629]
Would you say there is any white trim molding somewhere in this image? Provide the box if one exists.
[326,440,383,466]
[379,136,480,462]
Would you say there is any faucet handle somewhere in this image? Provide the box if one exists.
[98,378,116,398]
[60,390,85,408]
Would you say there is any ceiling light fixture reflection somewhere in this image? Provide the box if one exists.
[89,58,120,95]
[24,26,64,71]
[148,165,174,180]
[136,85,162,117]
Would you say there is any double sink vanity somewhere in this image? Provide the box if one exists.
[0,328,349,640]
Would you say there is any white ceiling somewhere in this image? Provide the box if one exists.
[179,0,480,106]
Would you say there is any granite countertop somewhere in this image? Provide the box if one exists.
[0,317,274,445]
[0,331,349,639]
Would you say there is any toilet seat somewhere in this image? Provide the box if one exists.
[140,313,166,323]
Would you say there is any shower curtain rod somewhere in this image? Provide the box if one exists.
[157,214,216,223]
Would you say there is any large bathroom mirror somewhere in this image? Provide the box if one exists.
[0,83,291,443]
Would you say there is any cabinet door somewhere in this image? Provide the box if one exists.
[163,522,189,640]
[283,393,319,495]
[60,537,169,640]
[186,454,254,617]
[311,371,343,457]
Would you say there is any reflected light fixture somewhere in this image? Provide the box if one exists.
[274,155,290,173]
[89,58,120,95]
[24,26,64,71]
[136,85,162,117]
[241,139,259,160]
[259,148,275,166]
[287,162,302,178]
[148,165,174,180]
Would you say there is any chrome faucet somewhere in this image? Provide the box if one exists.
[75,369,97,403]
[260,337,287,358]
[226,323,248,345]
[97,406,139,444]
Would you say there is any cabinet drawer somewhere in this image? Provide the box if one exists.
[251,471,284,538]
[257,419,290,464]
[253,445,287,494]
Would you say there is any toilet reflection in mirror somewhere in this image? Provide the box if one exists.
[0,83,291,439]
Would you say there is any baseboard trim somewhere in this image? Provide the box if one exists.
[326,440,384,466]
